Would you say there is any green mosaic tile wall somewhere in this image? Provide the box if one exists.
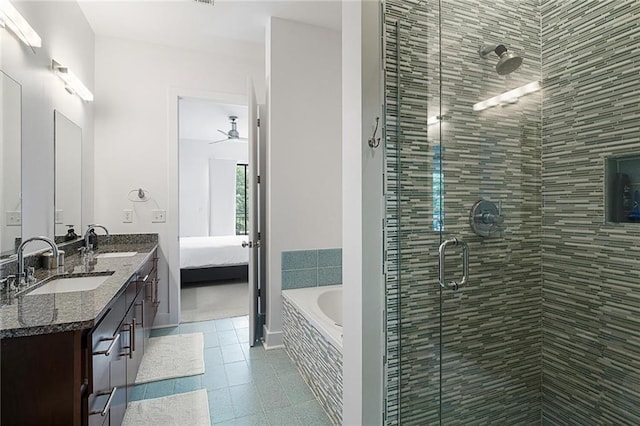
[384,0,542,424]
[541,1,640,423]
[385,0,640,424]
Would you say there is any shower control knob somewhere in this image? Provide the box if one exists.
[470,199,505,238]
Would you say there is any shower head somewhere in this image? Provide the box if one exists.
[479,44,523,75]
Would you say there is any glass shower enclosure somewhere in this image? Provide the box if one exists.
[384,0,542,423]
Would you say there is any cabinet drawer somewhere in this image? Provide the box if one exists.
[125,276,138,307]
[87,387,114,426]
[88,408,109,426]
[92,296,126,350]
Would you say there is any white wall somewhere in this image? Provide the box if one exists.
[178,100,248,238]
[94,36,263,326]
[209,158,237,236]
[179,139,211,237]
[342,1,384,424]
[1,73,21,254]
[0,1,95,253]
[264,17,342,347]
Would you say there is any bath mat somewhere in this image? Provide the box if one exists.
[135,333,204,384]
[122,390,210,426]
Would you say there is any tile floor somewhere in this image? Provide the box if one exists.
[132,316,332,426]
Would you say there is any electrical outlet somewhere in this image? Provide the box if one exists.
[123,209,133,223]
[151,209,166,223]
[6,211,21,226]
[55,210,64,224]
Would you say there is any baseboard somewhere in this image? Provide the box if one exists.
[262,325,284,349]
[153,312,177,329]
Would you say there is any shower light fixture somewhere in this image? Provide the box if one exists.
[52,60,94,102]
[473,81,541,112]
[0,0,41,49]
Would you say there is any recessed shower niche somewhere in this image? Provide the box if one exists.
[606,154,640,223]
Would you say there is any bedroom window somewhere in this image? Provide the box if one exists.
[236,164,248,235]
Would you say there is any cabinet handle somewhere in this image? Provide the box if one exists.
[153,278,159,307]
[93,333,120,356]
[135,301,144,327]
[121,322,133,358]
[89,386,117,416]
[131,319,136,354]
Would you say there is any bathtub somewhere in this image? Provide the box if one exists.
[282,284,343,351]
[282,285,343,425]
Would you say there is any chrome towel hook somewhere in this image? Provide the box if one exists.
[368,117,381,148]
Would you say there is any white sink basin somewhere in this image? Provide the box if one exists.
[96,251,138,259]
[29,274,113,295]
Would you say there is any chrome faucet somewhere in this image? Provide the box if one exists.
[16,236,59,286]
[84,224,109,249]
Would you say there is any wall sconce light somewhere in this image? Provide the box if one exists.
[473,81,541,112]
[0,0,42,49]
[52,60,94,102]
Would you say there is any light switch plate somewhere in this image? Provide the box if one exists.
[123,209,133,223]
[6,211,21,226]
[55,210,64,224]
[152,209,166,223]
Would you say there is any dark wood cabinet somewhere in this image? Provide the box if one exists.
[1,249,159,426]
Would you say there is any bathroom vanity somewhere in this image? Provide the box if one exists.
[0,238,159,426]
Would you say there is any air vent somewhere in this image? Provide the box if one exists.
[194,0,214,5]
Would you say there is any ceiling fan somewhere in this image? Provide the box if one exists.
[209,115,248,144]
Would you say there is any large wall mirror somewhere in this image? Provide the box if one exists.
[54,110,82,241]
[0,71,22,259]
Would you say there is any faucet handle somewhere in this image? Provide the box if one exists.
[7,275,16,290]
[26,267,36,286]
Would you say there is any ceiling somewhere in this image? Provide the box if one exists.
[179,97,248,142]
[77,0,342,55]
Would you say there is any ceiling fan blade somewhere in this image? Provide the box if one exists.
[217,129,230,137]
[208,137,230,144]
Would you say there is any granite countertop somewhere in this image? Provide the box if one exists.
[0,240,158,338]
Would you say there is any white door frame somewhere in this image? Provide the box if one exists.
[167,88,248,325]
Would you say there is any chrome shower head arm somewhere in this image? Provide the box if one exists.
[479,44,508,58]
[479,44,499,58]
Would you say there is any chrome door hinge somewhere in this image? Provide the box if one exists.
[257,175,261,184]
[257,118,261,127]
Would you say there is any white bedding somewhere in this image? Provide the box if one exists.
[180,235,249,269]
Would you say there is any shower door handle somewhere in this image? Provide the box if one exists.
[438,237,469,291]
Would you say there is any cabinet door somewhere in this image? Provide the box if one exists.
[133,289,145,371]
[89,297,126,426]
[88,331,124,426]
[108,319,128,426]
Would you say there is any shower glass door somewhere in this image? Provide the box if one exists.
[384,0,543,424]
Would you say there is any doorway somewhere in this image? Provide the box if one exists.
[177,97,251,324]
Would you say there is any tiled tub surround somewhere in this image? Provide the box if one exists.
[282,286,343,425]
[281,248,342,289]
[0,233,158,338]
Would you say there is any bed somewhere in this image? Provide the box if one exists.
[180,235,249,284]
